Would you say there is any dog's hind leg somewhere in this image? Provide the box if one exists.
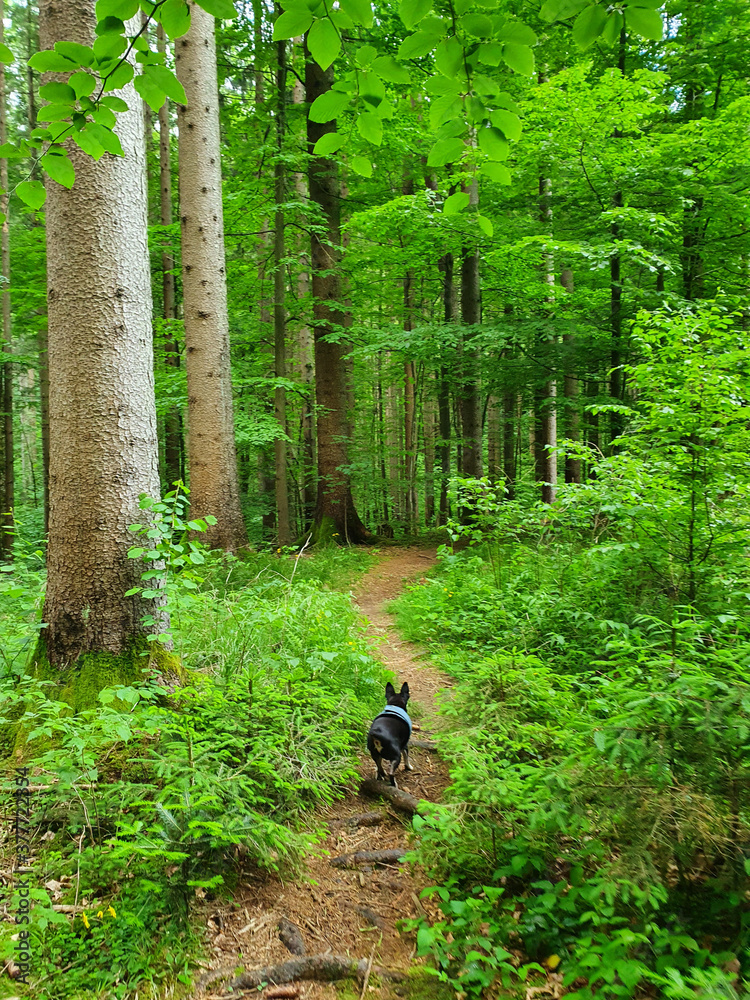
[403,746,414,772]
[373,751,387,781]
[388,757,400,788]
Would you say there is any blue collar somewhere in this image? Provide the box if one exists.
[377,704,412,737]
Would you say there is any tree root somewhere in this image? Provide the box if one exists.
[329,810,385,829]
[330,848,406,868]
[230,954,405,991]
[409,738,439,752]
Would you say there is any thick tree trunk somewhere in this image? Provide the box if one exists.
[38,1,167,669]
[175,4,247,550]
[274,32,291,546]
[157,23,182,489]
[305,50,368,543]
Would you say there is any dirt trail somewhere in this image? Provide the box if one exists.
[196,547,452,999]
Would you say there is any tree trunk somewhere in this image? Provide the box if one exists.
[38,1,167,674]
[0,2,13,558]
[539,172,557,504]
[561,267,581,484]
[274,30,291,546]
[175,3,247,550]
[459,182,482,479]
[437,253,455,523]
[423,380,436,524]
[502,390,516,499]
[305,49,368,543]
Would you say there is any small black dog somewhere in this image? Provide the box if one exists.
[367,682,413,787]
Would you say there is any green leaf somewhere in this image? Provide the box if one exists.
[37,105,74,123]
[205,514,218,525]
[477,213,494,236]
[95,0,138,18]
[70,72,97,98]
[460,13,492,36]
[625,5,663,40]
[88,123,124,155]
[307,17,341,71]
[93,31,128,62]
[42,152,75,188]
[477,42,503,66]
[55,41,95,66]
[397,31,441,59]
[197,0,236,15]
[91,105,117,128]
[95,16,125,34]
[540,0,587,20]
[28,50,77,72]
[356,110,382,145]
[0,142,20,157]
[144,65,187,104]
[39,81,77,105]
[429,93,462,129]
[355,44,378,67]
[371,55,411,84]
[444,190,469,215]
[100,94,129,111]
[600,10,623,44]
[477,125,509,160]
[502,42,534,75]
[105,60,134,91]
[339,0,373,29]
[160,0,191,38]
[16,180,46,210]
[435,36,464,78]
[497,21,537,45]
[572,5,608,48]
[399,0,432,31]
[0,43,13,64]
[490,108,521,142]
[426,136,464,167]
[308,89,349,123]
[350,154,373,177]
[73,130,104,160]
[273,6,314,39]
[313,131,345,154]
[134,72,166,111]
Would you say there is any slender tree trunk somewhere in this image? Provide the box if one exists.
[38,1,167,670]
[437,252,455,523]
[502,390,516,499]
[561,267,581,484]
[305,49,368,542]
[274,30,291,545]
[460,181,482,479]
[538,172,557,504]
[175,3,247,550]
[423,379,435,524]
[0,2,12,558]
[486,396,500,480]
[157,23,182,489]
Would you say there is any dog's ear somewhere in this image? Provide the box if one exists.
[385,681,396,699]
[400,682,409,700]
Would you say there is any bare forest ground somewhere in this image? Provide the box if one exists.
[193,547,454,1000]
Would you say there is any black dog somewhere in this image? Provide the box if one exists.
[367,682,413,787]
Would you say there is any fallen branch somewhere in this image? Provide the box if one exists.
[359,778,424,815]
[230,954,405,991]
[409,738,439,752]
[330,849,405,869]
[330,810,385,829]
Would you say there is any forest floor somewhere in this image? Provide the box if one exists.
[193,546,454,1000]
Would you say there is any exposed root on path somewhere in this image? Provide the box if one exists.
[190,547,451,1000]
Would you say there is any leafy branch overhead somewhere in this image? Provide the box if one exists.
[274,0,663,196]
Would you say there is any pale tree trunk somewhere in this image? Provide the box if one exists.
[538,172,557,504]
[0,1,13,559]
[273,31,291,545]
[502,391,516,499]
[402,172,417,531]
[386,370,402,524]
[157,22,182,488]
[561,267,581,484]
[460,180,482,479]
[39,0,166,670]
[305,50,368,542]
[423,378,436,524]
[175,3,247,550]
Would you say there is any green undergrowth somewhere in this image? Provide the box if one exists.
[394,540,750,1000]
[0,545,384,1000]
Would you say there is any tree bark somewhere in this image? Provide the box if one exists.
[38,0,166,668]
[305,49,368,543]
[538,172,557,504]
[274,30,291,546]
[561,267,581,484]
[459,181,482,479]
[437,253,455,523]
[175,3,247,550]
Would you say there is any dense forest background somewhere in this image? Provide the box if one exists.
[1,0,750,998]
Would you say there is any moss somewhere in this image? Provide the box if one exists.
[309,515,344,547]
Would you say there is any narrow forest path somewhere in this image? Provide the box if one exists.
[195,547,453,1000]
